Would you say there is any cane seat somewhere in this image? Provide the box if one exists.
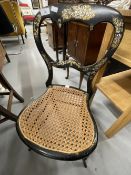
[18,86,97,158]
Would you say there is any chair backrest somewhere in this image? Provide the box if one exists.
[33,4,124,95]
[0,4,14,35]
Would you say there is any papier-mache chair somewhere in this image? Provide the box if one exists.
[16,4,124,167]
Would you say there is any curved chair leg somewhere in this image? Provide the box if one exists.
[55,27,59,62]
[5,53,10,63]
[21,35,25,44]
[79,72,84,89]
[82,158,87,168]
[28,148,32,151]
[65,67,69,79]
[65,54,69,79]
[0,105,17,122]
[0,72,24,102]
[25,29,27,39]
[46,67,53,87]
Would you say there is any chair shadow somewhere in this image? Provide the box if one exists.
[1,130,58,175]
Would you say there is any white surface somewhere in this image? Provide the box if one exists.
[108,0,131,9]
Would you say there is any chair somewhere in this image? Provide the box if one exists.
[0,40,24,124]
[15,4,123,167]
[0,0,27,44]
[19,2,35,23]
[0,40,11,63]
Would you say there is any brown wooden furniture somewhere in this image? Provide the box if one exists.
[48,0,58,5]
[66,22,107,87]
[96,9,131,138]
[46,19,64,60]
[67,22,106,65]
[97,70,131,138]
[0,40,24,124]
[46,20,64,50]
[47,0,105,63]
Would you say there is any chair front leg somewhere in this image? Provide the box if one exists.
[21,35,25,44]
[82,158,87,168]
[46,66,53,87]
[5,53,10,63]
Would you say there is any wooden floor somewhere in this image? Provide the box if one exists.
[0,25,131,175]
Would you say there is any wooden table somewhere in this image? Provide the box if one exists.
[46,19,64,61]
[96,9,131,138]
[113,9,131,67]
[97,70,131,138]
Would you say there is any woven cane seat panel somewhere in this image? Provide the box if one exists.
[18,86,95,154]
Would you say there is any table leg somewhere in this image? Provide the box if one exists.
[105,106,131,138]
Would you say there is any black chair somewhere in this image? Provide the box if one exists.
[16,4,124,167]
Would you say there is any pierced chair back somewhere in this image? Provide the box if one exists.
[16,4,124,166]
[33,3,124,96]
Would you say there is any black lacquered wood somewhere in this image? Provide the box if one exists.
[33,4,124,93]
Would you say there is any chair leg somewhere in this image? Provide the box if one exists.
[0,105,17,122]
[0,41,10,62]
[82,158,87,168]
[79,72,84,89]
[55,28,59,61]
[105,106,131,138]
[25,29,27,39]
[28,148,32,151]
[0,72,24,103]
[5,53,10,63]
[46,66,53,87]
[21,35,25,44]
[65,67,69,79]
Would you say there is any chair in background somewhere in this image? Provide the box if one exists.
[19,2,35,24]
[0,40,10,63]
[97,70,131,138]
[0,4,14,35]
[0,0,27,44]
[14,4,124,167]
[0,40,24,124]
